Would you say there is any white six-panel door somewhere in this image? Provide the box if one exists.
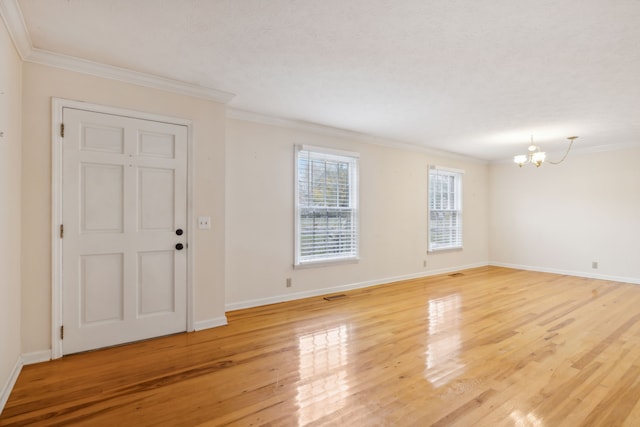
[61,107,188,354]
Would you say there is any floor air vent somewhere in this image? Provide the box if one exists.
[324,294,347,301]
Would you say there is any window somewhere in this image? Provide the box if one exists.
[428,166,463,251]
[295,145,359,266]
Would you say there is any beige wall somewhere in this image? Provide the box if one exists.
[0,18,22,405]
[225,118,489,308]
[21,63,227,354]
[489,146,640,283]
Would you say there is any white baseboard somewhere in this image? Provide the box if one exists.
[225,262,489,311]
[21,350,52,365]
[0,350,52,414]
[0,356,22,415]
[193,316,228,331]
[490,262,640,285]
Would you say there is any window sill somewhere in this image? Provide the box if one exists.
[294,257,360,269]
[427,246,463,254]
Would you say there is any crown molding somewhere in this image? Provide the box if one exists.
[490,141,640,165]
[568,141,640,156]
[0,0,32,59]
[227,107,365,140]
[0,0,235,104]
[227,107,487,164]
[27,48,235,103]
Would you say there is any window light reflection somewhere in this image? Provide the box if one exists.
[296,325,350,425]
[510,409,544,427]
[425,294,465,387]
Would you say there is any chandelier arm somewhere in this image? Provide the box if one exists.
[548,137,576,165]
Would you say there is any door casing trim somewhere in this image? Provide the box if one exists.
[51,98,195,359]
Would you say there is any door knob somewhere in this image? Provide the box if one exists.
[176,229,183,236]
[175,243,184,250]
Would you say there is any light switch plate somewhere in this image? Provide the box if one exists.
[198,216,211,229]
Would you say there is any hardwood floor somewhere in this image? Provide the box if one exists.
[3,267,640,426]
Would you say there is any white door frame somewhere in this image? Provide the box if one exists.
[51,97,195,359]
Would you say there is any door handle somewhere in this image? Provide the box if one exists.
[175,243,184,250]
[176,229,183,236]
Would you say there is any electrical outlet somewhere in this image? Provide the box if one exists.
[423,260,427,267]
[592,261,598,269]
[286,278,292,288]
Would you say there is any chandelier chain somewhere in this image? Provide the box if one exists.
[548,136,578,165]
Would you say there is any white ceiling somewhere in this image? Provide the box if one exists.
[12,0,640,160]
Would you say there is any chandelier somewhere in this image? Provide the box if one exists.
[514,136,578,167]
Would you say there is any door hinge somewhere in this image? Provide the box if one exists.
[60,325,64,340]
[60,224,64,239]
[60,123,65,138]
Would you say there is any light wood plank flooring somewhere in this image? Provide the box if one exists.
[3,267,640,426]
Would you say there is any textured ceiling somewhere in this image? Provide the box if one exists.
[15,0,640,160]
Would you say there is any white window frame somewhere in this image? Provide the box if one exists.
[294,145,360,267]
[428,165,464,252]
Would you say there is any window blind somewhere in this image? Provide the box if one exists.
[428,166,463,251]
[295,146,359,265]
